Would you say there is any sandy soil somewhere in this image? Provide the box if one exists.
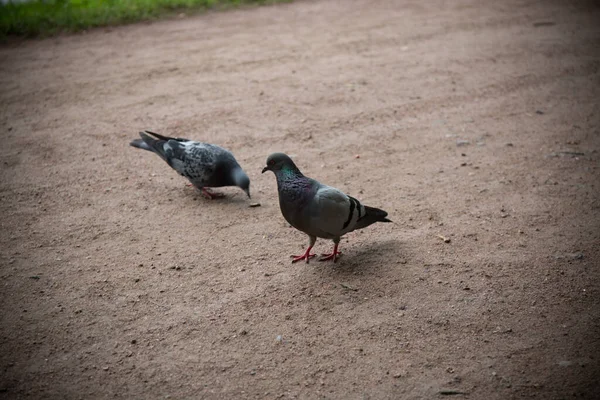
[1,0,599,398]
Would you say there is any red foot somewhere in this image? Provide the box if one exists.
[319,244,341,263]
[201,188,225,200]
[291,247,316,264]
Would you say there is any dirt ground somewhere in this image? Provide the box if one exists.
[1,0,599,398]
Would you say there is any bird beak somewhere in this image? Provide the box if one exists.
[261,166,269,174]
[245,188,251,198]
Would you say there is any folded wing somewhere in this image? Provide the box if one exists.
[308,185,365,238]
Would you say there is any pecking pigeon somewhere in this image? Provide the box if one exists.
[130,130,250,199]
[262,152,391,263]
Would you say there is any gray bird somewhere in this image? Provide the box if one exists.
[130,130,250,199]
[262,153,391,263]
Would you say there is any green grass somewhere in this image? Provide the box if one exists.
[0,0,287,38]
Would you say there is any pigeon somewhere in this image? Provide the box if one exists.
[262,152,391,263]
[130,130,250,199]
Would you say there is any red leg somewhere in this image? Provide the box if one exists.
[201,187,225,200]
[291,245,316,264]
[319,242,342,263]
[291,236,317,264]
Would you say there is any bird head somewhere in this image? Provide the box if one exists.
[262,153,297,174]
[233,168,251,198]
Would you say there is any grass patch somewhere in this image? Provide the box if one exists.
[0,0,288,38]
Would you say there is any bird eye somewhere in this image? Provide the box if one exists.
[268,160,275,166]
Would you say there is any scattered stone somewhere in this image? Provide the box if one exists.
[437,234,451,243]
[456,140,470,147]
[340,283,358,291]
[249,202,261,208]
[535,110,545,115]
[558,360,572,367]
[439,389,466,395]
[553,252,584,261]
[549,151,585,158]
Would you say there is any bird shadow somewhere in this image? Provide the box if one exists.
[180,185,249,205]
[313,238,404,276]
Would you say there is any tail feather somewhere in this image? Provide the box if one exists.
[129,137,153,152]
[129,131,173,164]
[129,130,190,153]
[143,130,189,143]
[354,205,391,230]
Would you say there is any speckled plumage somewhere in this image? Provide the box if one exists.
[130,130,250,198]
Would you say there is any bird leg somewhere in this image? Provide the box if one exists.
[291,247,316,263]
[319,242,342,263]
[184,183,224,199]
[291,236,316,264]
[200,188,225,200]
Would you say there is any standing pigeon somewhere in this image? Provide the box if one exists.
[130,130,250,199]
[262,153,391,263]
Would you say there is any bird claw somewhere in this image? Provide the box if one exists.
[201,188,225,200]
[291,253,316,264]
[319,251,342,263]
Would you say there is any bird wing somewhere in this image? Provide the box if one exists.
[307,184,365,238]
[162,141,219,184]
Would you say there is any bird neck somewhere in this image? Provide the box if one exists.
[231,167,245,184]
[276,165,303,182]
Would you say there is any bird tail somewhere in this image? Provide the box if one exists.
[142,130,188,143]
[354,205,391,230]
[129,130,189,152]
[130,131,162,152]
[129,137,153,152]
[129,131,176,165]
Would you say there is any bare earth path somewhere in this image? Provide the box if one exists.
[1,0,599,398]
